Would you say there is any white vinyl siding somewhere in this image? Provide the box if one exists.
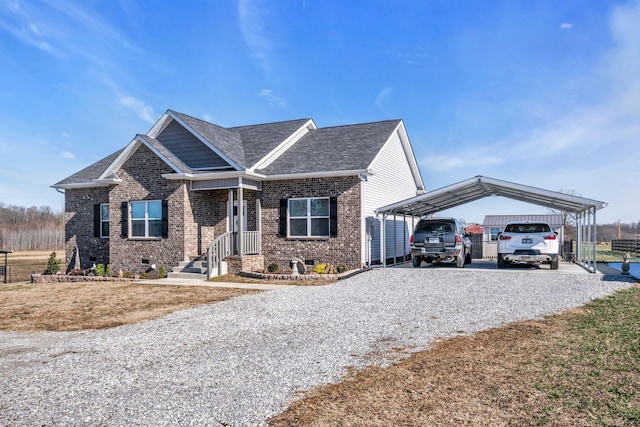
[363,130,420,263]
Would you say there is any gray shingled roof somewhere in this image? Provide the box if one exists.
[53,149,124,186]
[137,135,192,173]
[257,120,401,175]
[229,119,311,167]
[54,113,404,188]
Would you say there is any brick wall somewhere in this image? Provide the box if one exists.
[64,188,110,271]
[261,176,362,270]
[63,144,363,275]
[107,144,188,274]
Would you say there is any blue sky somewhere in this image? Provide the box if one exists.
[1,0,638,224]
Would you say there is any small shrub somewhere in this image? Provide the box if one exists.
[43,252,60,275]
[337,263,347,273]
[105,264,112,277]
[314,263,327,274]
[268,262,279,273]
[158,264,166,278]
[94,264,106,277]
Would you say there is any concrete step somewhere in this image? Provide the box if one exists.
[172,259,208,274]
[167,271,207,280]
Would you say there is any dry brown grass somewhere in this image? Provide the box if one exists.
[3,250,63,283]
[270,286,640,426]
[0,281,259,331]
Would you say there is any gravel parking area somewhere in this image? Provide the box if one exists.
[0,268,635,426]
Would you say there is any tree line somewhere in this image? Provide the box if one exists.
[0,202,637,252]
[0,203,64,251]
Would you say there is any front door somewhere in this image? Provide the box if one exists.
[229,200,248,233]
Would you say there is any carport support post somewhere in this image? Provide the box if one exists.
[591,208,597,273]
[381,213,387,267]
[587,207,592,272]
[403,213,407,262]
[576,211,582,265]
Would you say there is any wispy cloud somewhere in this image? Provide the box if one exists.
[118,95,156,123]
[259,89,287,107]
[238,0,272,69]
[60,151,76,159]
[421,153,503,173]
[560,23,573,29]
[375,87,394,115]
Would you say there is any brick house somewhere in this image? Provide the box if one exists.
[53,110,424,278]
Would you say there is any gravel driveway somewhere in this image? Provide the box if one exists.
[0,268,635,426]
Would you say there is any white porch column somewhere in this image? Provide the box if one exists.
[227,189,233,233]
[238,180,244,257]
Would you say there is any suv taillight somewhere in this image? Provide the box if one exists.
[409,234,414,244]
[544,235,557,240]
[499,235,511,240]
[455,235,461,243]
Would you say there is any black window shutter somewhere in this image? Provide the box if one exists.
[93,204,101,237]
[161,200,169,238]
[278,199,287,237]
[330,196,338,237]
[120,202,128,238]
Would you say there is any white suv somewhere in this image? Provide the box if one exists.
[497,222,559,270]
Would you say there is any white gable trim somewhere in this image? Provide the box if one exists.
[98,135,185,180]
[250,119,317,171]
[147,112,174,139]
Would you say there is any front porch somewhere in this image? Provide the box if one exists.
[206,230,263,278]
[191,177,263,278]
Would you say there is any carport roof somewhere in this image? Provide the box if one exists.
[376,175,607,217]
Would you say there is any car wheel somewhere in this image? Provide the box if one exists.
[550,256,559,270]
[497,254,506,269]
[465,251,472,265]
[456,253,465,268]
[412,256,421,268]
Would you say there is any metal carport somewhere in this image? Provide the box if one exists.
[375,175,607,273]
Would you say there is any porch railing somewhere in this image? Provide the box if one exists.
[206,231,262,278]
[243,231,261,255]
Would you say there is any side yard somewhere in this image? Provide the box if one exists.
[270,285,640,426]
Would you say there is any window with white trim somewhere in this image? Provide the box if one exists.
[100,204,110,238]
[131,200,162,238]
[288,197,330,237]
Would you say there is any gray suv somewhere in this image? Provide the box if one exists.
[410,218,472,268]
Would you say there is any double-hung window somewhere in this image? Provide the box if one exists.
[100,204,110,238]
[130,200,163,238]
[288,197,330,237]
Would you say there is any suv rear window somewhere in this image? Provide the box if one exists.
[415,221,454,234]
[504,223,551,233]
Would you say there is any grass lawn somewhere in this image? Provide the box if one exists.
[0,281,259,331]
[596,243,640,263]
[270,285,640,426]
